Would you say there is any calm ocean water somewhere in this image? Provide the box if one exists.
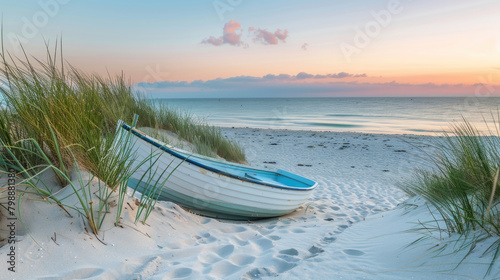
[156,97,500,135]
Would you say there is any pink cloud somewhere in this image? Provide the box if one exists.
[274,29,288,41]
[202,21,289,48]
[202,19,246,47]
[201,36,223,46]
[222,20,243,45]
[301,43,308,51]
[253,28,289,45]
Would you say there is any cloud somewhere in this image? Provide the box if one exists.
[332,72,352,78]
[274,29,288,41]
[222,19,243,46]
[136,74,478,98]
[138,72,367,90]
[202,21,290,48]
[252,28,289,45]
[296,72,314,79]
[202,19,245,47]
[301,43,308,51]
[262,73,292,80]
[293,72,367,80]
[201,36,223,46]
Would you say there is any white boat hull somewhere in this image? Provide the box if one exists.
[119,121,317,220]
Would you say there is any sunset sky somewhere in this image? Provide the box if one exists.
[1,0,499,97]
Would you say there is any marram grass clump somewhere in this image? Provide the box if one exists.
[0,43,245,235]
[0,44,245,184]
[400,118,500,276]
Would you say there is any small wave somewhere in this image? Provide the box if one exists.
[239,117,285,122]
[325,114,365,117]
[325,114,438,122]
[406,128,440,133]
[304,122,362,128]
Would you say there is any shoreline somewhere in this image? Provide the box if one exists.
[218,125,444,137]
[1,126,497,279]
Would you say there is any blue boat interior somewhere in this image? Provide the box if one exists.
[176,152,314,189]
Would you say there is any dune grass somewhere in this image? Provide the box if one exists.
[0,44,245,185]
[0,43,245,234]
[400,118,500,275]
[0,125,163,234]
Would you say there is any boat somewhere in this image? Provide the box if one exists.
[117,120,318,220]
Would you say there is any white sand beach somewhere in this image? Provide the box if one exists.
[1,128,498,280]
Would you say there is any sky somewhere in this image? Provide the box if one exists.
[0,0,499,97]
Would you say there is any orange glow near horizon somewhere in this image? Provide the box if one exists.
[51,48,500,88]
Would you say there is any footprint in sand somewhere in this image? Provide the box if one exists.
[243,267,277,279]
[266,224,277,230]
[198,252,223,264]
[193,233,217,244]
[277,248,301,263]
[343,249,365,256]
[291,228,306,234]
[229,254,256,266]
[308,245,325,257]
[214,244,235,258]
[130,256,164,279]
[209,260,242,279]
[229,235,250,246]
[338,224,349,230]
[316,204,327,210]
[165,267,193,279]
[256,227,274,236]
[280,219,292,225]
[250,238,274,252]
[320,236,336,245]
[273,258,299,273]
[247,255,299,279]
[279,248,299,256]
[268,235,281,241]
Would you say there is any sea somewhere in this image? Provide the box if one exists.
[156,97,500,135]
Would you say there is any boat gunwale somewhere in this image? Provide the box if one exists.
[120,122,317,191]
